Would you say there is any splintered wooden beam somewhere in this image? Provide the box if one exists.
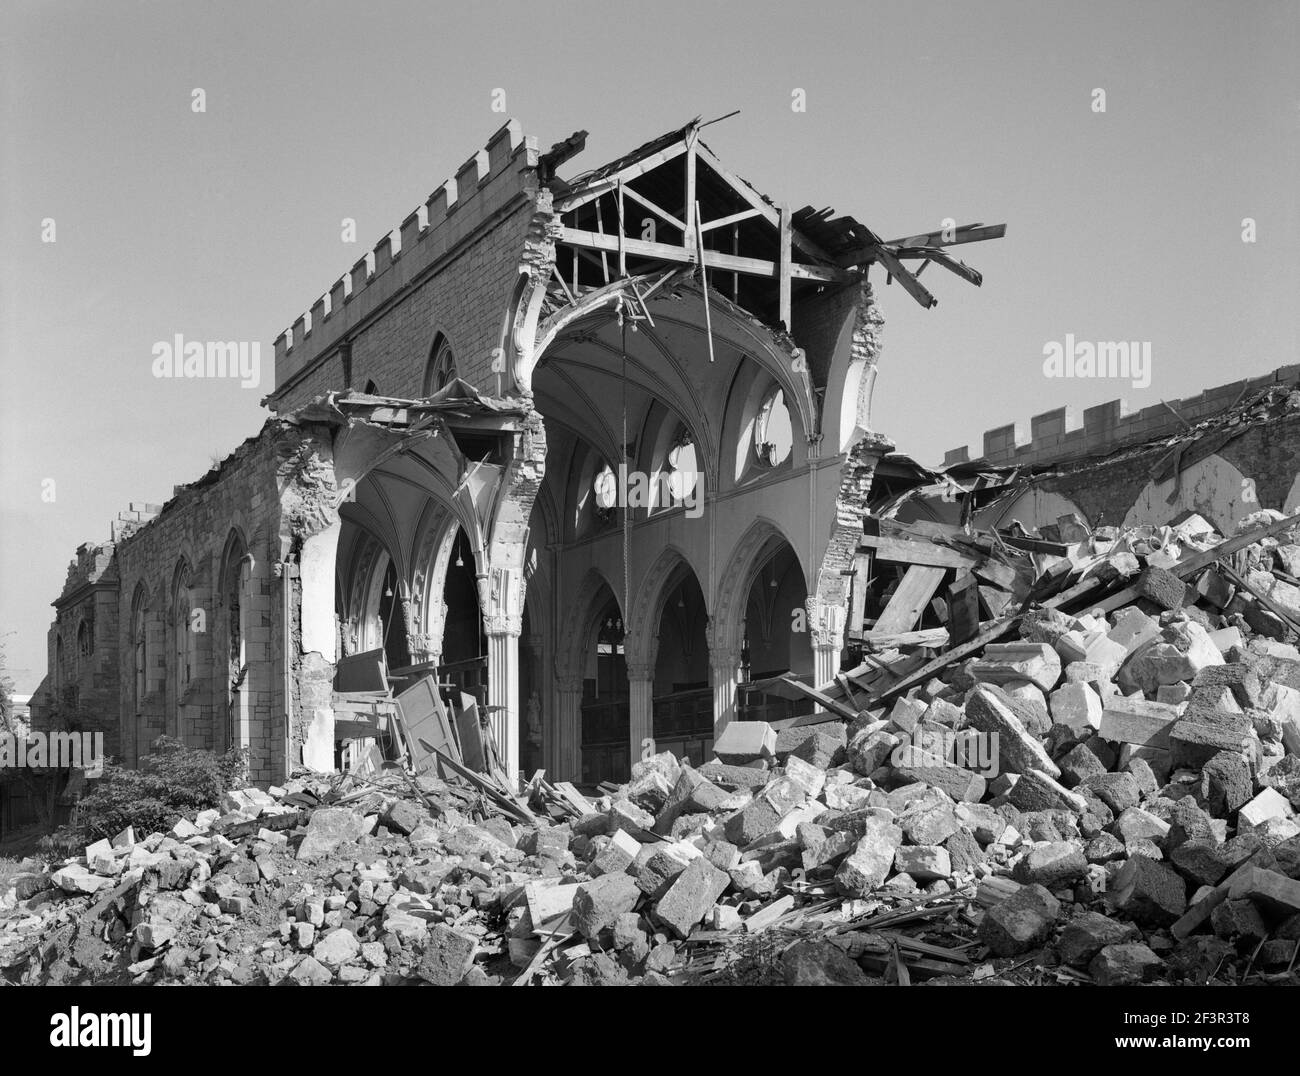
[887,223,1007,248]
[873,244,937,309]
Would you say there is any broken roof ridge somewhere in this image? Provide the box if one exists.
[942,361,1300,471]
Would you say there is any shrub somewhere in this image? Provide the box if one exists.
[50,737,250,849]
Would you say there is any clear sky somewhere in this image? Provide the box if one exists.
[2,0,1296,691]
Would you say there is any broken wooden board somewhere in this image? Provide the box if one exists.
[551,781,596,816]
[861,627,949,650]
[396,675,462,774]
[946,571,981,647]
[846,550,872,640]
[773,675,859,721]
[872,565,947,636]
[860,534,978,570]
[430,745,534,825]
[453,693,487,773]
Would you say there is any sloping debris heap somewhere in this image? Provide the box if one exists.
[5,510,1300,986]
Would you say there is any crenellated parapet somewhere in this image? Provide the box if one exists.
[942,363,1300,469]
[269,120,540,401]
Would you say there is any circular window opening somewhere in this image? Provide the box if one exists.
[754,388,793,467]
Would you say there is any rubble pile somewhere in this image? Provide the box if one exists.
[4,510,1300,986]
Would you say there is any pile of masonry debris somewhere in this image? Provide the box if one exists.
[5,509,1300,987]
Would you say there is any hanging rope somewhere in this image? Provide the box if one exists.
[618,296,631,644]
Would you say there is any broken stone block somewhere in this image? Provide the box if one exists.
[978,883,1060,956]
[653,856,729,939]
[1057,743,1108,788]
[1120,621,1225,695]
[573,872,641,939]
[898,792,960,846]
[1079,772,1141,815]
[1110,806,1170,845]
[834,817,903,897]
[1057,911,1139,966]
[1089,942,1164,985]
[782,940,870,985]
[955,802,1008,845]
[886,696,927,735]
[1136,565,1189,609]
[965,685,1060,778]
[1211,898,1269,946]
[943,827,985,874]
[713,721,777,765]
[1108,606,1162,654]
[51,864,112,895]
[1167,708,1253,771]
[1049,682,1103,733]
[970,642,1062,692]
[635,844,698,898]
[288,955,333,986]
[313,928,361,969]
[787,728,845,770]
[1099,695,1182,750]
[891,752,987,803]
[1084,833,1126,864]
[722,795,785,847]
[1198,751,1253,816]
[1014,841,1087,887]
[1112,856,1187,925]
[1227,866,1300,915]
[1006,770,1087,815]
[416,925,477,985]
[847,728,899,777]
[1238,786,1295,833]
[608,798,657,840]
[894,845,951,881]
[590,828,642,877]
[297,808,370,861]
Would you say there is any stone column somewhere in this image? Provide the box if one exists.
[710,646,742,731]
[556,674,584,782]
[625,660,655,767]
[486,627,521,788]
[806,595,845,705]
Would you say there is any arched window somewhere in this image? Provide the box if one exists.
[130,586,148,710]
[664,429,699,506]
[77,619,92,661]
[423,336,457,396]
[753,386,793,467]
[173,561,196,693]
[593,461,618,526]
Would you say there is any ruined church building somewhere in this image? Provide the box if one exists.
[41,118,1001,788]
